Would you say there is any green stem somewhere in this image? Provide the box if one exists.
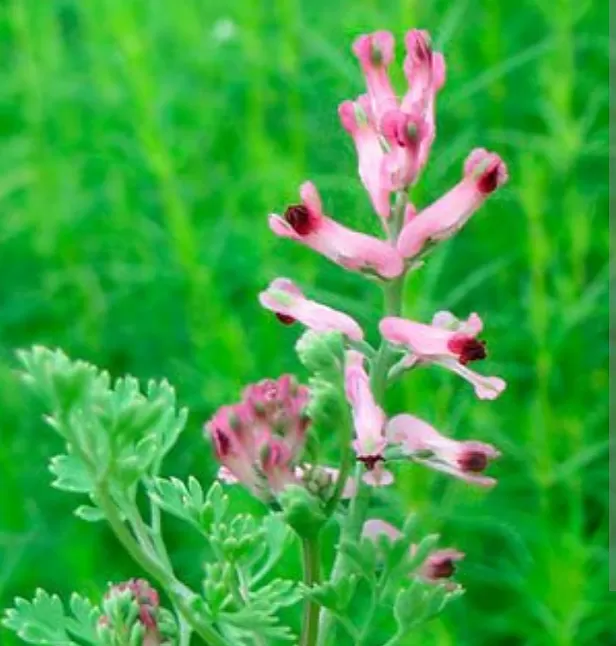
[324,389,353,516]
[318,191,409,646]
[371,277,405,399]
[300,537,322,646]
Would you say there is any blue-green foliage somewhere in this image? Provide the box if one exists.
[0,0,608,644]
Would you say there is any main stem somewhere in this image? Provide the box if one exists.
[317,191,408,646]
[317,275,406,646]
[301,537,322,646]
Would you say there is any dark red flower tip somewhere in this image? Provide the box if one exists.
[411,31,433,64]
[213,427,232,457]
[429,557,456,579]
[477,165,501,194]
[358,455,384,470]
[447,335,487,365]
[457,450,489,473]
[275,312,296,325]
[299,411,311,433]
[283,204,319,236]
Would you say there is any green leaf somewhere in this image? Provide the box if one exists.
[300,574,358,613]
[340,539,378,581]
[393,578,463,635]
[218,579,299,643]
[252,579,301,609]
[3,588,74,645]
[65,594,101,643]
[148,477,203,530]
[49,454,93,494]
[205,480,229,524]
[148,477,226,536]
[73,506,105,523]
[251,514,293,584]
[19,346,188,494]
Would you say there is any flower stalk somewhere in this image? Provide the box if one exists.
[300,538,322,646]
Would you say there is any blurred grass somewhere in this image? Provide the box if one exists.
[0,0,609,644]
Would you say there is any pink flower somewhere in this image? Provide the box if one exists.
[344,350,393,486]
[338,97,390,220]
[269,181,403,278]
[258,278,364,341]
[379,311,506,400]
[351,31,398,124]
[205,375,310,498]
[400,30,447,173]
[419,549,465,581]
[362,519,464,581]
[387,414,500,486]
[397,148,509,259]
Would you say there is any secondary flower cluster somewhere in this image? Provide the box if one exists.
[206,375,310,497]
[97,579,171,646]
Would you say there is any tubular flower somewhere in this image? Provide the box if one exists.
[387,414,501,486]
[338,97,390,220]
[205,375,310,498]
[269,181,403,278]
[258,277,364,341]
[379,311,506,400]
[362,519,464,582]
[400,30,447,173]
[397,148,509,259]
[344,350,393,486]
[351,31,398,123]
[419,549,466,582]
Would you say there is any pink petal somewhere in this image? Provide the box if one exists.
[380,317,453,357]
[345,351,387,458]
[269,183,403,278]
[362,518,402,542]
[259,278,364,341]
[352,31,398,123]
[438,358,506,400]
[338,98,391,220]
[397,148,508,259]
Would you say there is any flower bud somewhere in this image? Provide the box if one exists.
[98,579,175,646]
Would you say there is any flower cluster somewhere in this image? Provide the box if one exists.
[97,579,175,646]
[205,375,310,498]
[206,27,508,588]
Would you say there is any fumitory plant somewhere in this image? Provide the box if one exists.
[3,28,509,646]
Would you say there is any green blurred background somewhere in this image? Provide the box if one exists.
[0,0,609,644]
